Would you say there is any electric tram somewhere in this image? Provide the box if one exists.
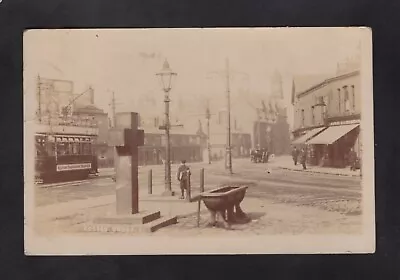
[34,122,99,183]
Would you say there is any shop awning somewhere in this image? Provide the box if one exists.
[307,124,359,145]
[292,127,326,144]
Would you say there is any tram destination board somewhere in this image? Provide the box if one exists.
[56,163,92,172]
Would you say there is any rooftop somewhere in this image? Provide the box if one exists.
[74,104,105,115]
[291,73,353,104]
[292,75,331,94]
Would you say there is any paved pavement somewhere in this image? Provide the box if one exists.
[267,155,362,177]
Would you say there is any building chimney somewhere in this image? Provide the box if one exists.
[89,86,94,104]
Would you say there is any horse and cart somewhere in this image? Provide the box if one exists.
[250,148,270,163]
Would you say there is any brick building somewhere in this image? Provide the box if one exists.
[137,124,203,166]
[209,109,252,161]
[72,104,112,168]
[291,56,361,168]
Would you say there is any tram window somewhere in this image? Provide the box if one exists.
[57,143,68,155]
[82,143,91,155]
[57,143,63,155]
[72,143,80,155]
[35,143,47,156]
[47,143,56,156]
[66,143,73,155]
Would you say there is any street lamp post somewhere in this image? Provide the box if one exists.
[225,59,233,174]
[156,60,177,196]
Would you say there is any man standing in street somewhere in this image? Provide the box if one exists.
[176,160,191,199]
[300,148,307,170]
[292,146,299,166]
[348,148,357,171]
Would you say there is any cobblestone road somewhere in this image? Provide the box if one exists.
[35,159,362,216]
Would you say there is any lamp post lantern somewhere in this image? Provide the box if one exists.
[156,59,177,196]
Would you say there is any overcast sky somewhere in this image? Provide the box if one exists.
[24,28,362,130]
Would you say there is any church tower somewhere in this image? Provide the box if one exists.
[269,69,291,155]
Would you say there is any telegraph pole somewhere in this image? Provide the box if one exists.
[206,104,211,164]
[256,108,262,148]
[226,58,233,174]
[207,59,249,175]
[110,91,118,174]
[37,75,41,122]
[111,91,117,127]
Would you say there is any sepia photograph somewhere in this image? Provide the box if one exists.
[23,27,374,254]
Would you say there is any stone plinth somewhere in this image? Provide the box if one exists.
[93,211,161,225]
[84,216,178,234]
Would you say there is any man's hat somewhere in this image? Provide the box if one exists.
[181,160,186,164]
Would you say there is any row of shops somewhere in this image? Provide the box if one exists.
[292,120,361,168]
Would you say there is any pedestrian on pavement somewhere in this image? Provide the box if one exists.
[176,160,191,199]
[348,148,357,171]
[262,148,268,163]
[292,146,299,166]
[300,148,307,170]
